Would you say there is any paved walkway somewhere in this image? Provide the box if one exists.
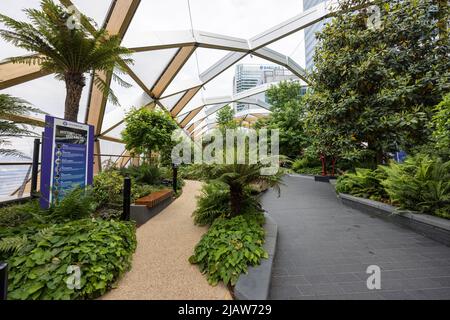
[261,175,450,300]
[102,180,232,300]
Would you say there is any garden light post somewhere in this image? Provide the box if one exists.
[30,138,41,198]
[0,262,7,300]
[172,163,179,193]
[121,177,131,221]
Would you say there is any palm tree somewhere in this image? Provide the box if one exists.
[0,0,133,122]
[0,94,42,157]
[207,162,283,217]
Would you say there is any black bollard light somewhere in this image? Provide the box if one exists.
[121,177,131,221]
[30,138,41,198]
[0,262,7,300]
[172,163,179,193]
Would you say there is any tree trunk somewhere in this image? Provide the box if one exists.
[229,185,243,217]
[64,72,86,122]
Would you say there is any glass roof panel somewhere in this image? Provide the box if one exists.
[0,0,42,61]
[1,74,91,123]
[105,75,151,116]
[71,0,112,28]
[129,48,179,90]
[189,0,303,39]
[162,53,202,97]
[122,0,192,48]
[159,92,185,111]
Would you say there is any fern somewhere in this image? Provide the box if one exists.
[381,154,450,217]
[0,235,28,254]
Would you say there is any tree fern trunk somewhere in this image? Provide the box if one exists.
[230,185,243,217]
[64,72,86,122]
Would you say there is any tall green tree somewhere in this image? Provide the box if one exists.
[306,0,450,165]
[0,94,42,157]
[261,81,309,159]
[216,105,237,131]
[0,0,133,122]
[122,108,178,163]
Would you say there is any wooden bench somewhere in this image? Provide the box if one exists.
[135,189,173,208]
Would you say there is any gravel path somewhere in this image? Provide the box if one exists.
[101,180,232,300]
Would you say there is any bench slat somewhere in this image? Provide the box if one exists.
[135,189,173,208]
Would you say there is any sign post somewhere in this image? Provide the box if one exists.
[40,116,94,208]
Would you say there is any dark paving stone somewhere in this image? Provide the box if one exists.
[263,176,450,300]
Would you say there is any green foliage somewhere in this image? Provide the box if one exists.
[0,94,42,157]
[0,0,133,121]
[92,170,164,213]
[3,218,136,300]
[121,164,162,185]
[381,155,450,218]
[217,105,238,131]
[431,94,450,159]
[193,182,262,226]
[203,162,283,216]
[0,201,43,228]
[292,155,322,175]
[122,108,178,160]
[306,0,450,163]
[193,182,231,226]
[92,170,124,208]
[259,81,309,159]
[189,214,267,286]
[51,187,95,221]
[336,168,389,201]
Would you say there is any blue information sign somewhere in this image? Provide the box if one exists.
[40,116,94,208]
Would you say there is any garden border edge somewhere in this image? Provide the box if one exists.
[339,193,450,246]
[233,211,278,300]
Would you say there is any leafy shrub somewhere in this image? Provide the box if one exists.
[336,168,388,201]
[431,93,450,158]
[121,164,162,185]
[189,214,267,286]
[51,187,95,221]
[0,188,95,231]
[0,201,43,228]
[381,154,450,218]
[193,182,231,226]
[92,170,162,210]
[193,181,263,226]
[92,170,124,207]
[292,156,321,171]
[3,218,136,300]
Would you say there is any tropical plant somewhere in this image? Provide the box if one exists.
[306,0,450,165]
[193,182,231,226]
[192,181,262,226]
[122,108,178,162]
[189,214,267,286]
[0,94,42,157]
[336,168,388,202]
[381,154,450,218]
[203,162,283,217]
[431,94,450,159]
[0,0,133,121]
[2,218,136,300]
[121,163,162,185]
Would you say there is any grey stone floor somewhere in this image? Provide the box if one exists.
[261,175,450,300]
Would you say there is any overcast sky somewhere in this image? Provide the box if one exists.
[0,0,307,156]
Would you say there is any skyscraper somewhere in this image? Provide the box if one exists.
[233,64,297,112]
[303,0,327,70]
